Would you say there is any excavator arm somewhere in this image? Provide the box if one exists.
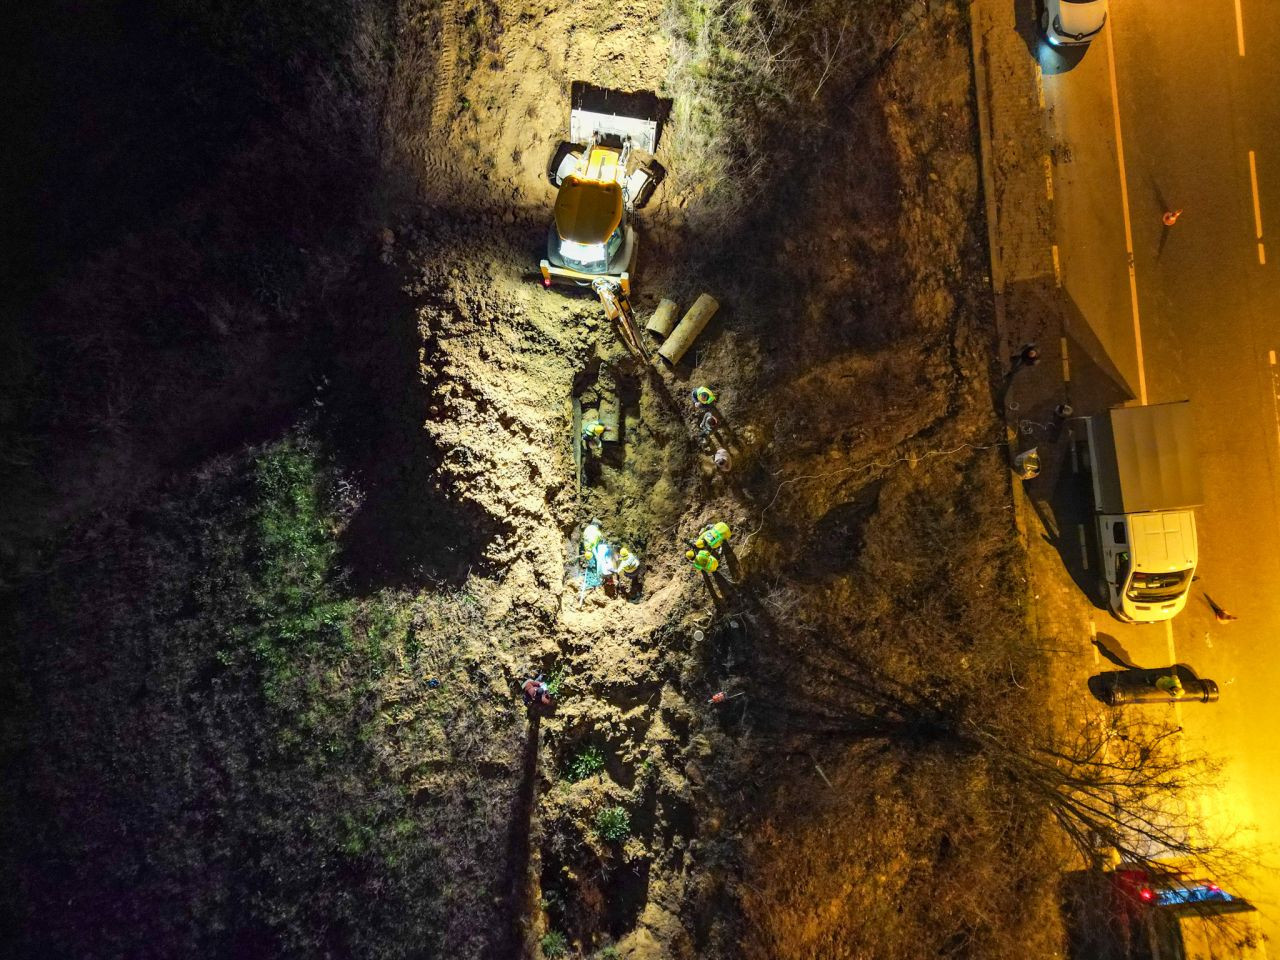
[591,279,648,360]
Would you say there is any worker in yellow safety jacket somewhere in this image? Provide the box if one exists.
[686,549,719,573]
[582,419,605,454]
[1155,672,1184,699]
[617,547,640,578]
[582,522,605,560]
[615,546,641,594]
[691,386,717,406]
[696,522,732,552]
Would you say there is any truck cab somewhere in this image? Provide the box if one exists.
[1099,510,1198,622]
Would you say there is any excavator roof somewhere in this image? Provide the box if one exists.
[554,176,623,244]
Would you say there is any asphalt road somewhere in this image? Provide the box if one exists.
[1035,0,1280,944]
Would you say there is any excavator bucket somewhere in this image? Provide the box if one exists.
[568,83,663,154]
[570,107,657,155]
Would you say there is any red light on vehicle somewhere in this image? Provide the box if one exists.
[542,277,552,288]
[1139,888,1155,902]
[1207,883,1220,892]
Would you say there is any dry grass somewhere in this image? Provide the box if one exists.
[727,452,1067,960]
[660,0,925,231]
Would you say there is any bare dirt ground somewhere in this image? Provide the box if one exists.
[371,0,1066,956]
[3,1,1071,958]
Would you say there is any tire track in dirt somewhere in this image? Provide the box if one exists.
[429,0,459,137]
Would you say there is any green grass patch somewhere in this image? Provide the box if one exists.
[594,806,631,843]
[539,930,569,958]
[566,745,605,782]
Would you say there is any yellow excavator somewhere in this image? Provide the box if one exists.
[540,91,662,357]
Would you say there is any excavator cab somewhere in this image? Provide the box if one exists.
[540,89,662,294]
[543,138,637,289]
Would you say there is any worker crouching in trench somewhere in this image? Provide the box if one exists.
[577,521,642,606]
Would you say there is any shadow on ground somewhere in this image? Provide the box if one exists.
[321,253,504,590]
[502,714,542,956]
[1024,433,1107,610]
[1061,869,1127,960]
[1093,631,1139,668]
[1002,281,1138,612]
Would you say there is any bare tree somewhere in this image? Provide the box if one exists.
[972,712,1244,879]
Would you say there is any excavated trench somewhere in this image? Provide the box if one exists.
[394,199,737,952]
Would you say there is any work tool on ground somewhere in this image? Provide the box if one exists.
[572,396,583,502]
[707,690,745,705]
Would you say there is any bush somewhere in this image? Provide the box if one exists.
[540,930,569,958]
[594,806,631,843]
[567,745,605,782]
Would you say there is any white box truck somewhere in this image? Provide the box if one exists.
[1083,402,1202,623]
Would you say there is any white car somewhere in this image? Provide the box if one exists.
[1041,0,1108,46]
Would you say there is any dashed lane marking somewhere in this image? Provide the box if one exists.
[1077,524,1089,570]
[1090,618,1099,664]
[1104,16,1148,404]
[1060,335,1071,382]
[1043,154,1054,201]
[1269,351,1280,459]
[1234,0,1247,57]
[1249,150,1266,265]
[1036,62,1045,109]
[1052,243,1062,287]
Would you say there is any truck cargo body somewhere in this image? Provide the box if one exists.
[1083,402,1202,623]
